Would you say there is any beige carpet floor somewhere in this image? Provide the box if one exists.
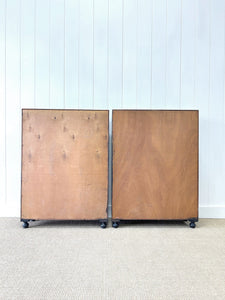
[0,218,224,300]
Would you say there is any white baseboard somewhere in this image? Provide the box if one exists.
[0,204,20,218]
[199,206,225,219]
[0,205,225,219]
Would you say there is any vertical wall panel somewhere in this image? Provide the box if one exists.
[5,0,21,214]
[65,0,79,108]
[93,0,108,108]
[122,0,137,108]
[36,0,50,108]
[180,0,196,108]
[21,0,35,108]
[79,0,94,108]
[49,0,65,108]
[196,0,210,207]
[151,0,166,108]
[0,0,225,217]
[166,0,181,108]
[208,0,225,206]
[136,0,152,108]
[108,0,123,109]
[0,0,6,208]
[108,0,123,214]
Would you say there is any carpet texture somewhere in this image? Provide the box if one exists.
[0,218,224,300]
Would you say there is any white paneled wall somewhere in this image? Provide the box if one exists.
[0,0,225,217]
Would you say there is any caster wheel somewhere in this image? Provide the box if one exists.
[112,222,119,228]
[23,221,29,228]
[100,222,107,229]
[189,222,196,228]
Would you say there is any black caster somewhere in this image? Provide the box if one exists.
[23,221,29,228]
[100,222,107,229]
[189,221,196,228]
[99,220,107,229]
[112,221,119,228]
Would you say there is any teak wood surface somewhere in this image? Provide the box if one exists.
[112,110,198,220]
[21,109,108,220]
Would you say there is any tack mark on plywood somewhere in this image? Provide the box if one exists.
[62,151,67,160]
[28,151,32,162]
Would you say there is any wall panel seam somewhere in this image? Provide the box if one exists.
[78,0,80,108]
[165,0,167,107]
[64,0,66,109]
[136,0,138,109]
[121,0,124,108]
[179,0,183,109]
[93,0,95,108]
[193,0,197,107]
[150,0,153,107]
[4,0,7,205]
[49,0,51,107]
[107,0,109,108]
[208,0,211,205]
[34,0,36,108]
[19,0,21,109]
[223,0,225,130]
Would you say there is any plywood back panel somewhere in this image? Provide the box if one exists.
[112,110,198,220]
[22,109,108,220]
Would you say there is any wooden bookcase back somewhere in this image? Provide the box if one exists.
[112,110,198,220]
[21,110,109,220]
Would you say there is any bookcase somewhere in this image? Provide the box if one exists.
[112,110,198,228]
[21,109,109,228]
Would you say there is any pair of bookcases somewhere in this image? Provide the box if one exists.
[21,109,198,229]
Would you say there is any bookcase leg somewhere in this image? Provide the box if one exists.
[189,221,195,228]
[21,219,32,228]
[112,220,120,228]
[22,221,29,228]
[99,219,107,229]
[189,218,197,228]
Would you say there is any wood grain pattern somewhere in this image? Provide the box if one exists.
[21,109,108,220]
[112,110,198,220]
